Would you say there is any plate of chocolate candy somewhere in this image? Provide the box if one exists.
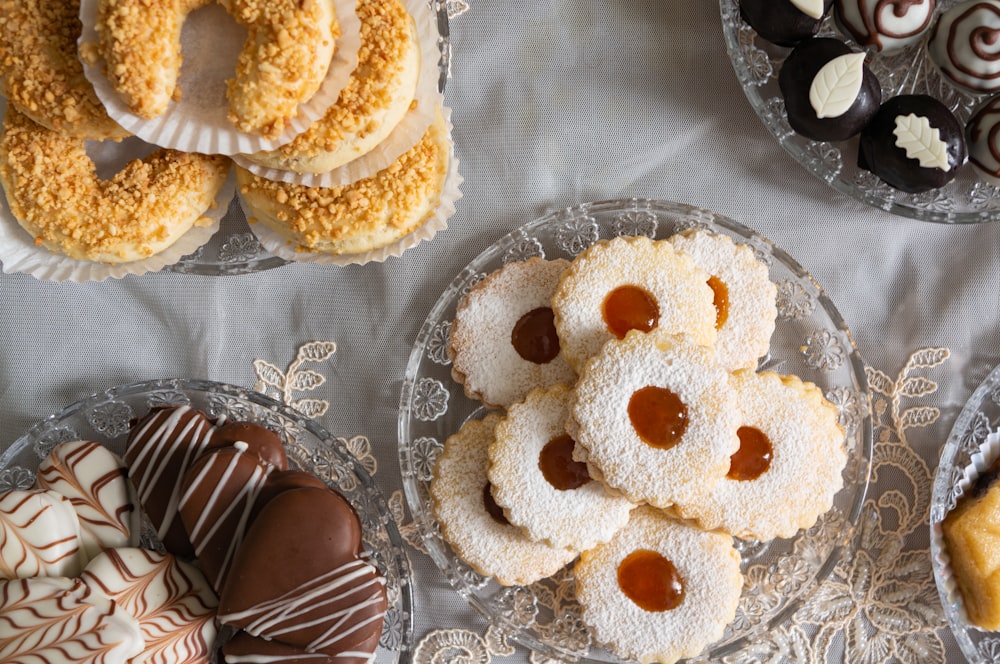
[398,199,873,662]
[0,378,412,664]
[722,0,1000,223]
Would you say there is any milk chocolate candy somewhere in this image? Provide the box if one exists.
[210,421,289,470]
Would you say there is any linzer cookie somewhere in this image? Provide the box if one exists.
[449,257,577,409]
[574,506,742,664]
[551,235,717,373]
[36,440,137,561]
[217,486,388,658]
[125,405,217,556]
[567,331,739,510]
[0,576,145,663]
[488,384,635,551]
[0,489,86,579]
[675,370,846,540]
[430,414,577,586]
[81,547,217,664]
[669,229,777,371]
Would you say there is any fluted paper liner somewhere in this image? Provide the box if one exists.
[238,106,461,266]
[78,0,361,155]
[931,429,1000,629]
[231,0,444,187]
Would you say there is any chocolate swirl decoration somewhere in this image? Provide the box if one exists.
[929,1,1000,93]
[835,0,935,52]
[967,95,1000,182]
[0,489,86,579]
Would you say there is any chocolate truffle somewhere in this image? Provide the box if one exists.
[967,95,1000,184]
[858,94,968,192]
[740,0,834,46]
[928,0,1000,94]
[834,0,935,52]
[779,38,881,141]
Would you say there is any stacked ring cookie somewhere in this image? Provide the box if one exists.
[449,258,577,409]
[0,0,126,140]
[243,0,420,174]
[669,228,776,371]
[0,107,230,263]
[236,105,450,255]
[574,506,742,664]
[551,235,717,373]
[430,414,577,586]
[675,370,846,540]
[489,384,635,552]
[567,330,740,510]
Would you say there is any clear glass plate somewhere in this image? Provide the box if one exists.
[398,199,873,662]
[0,378,413,664]
[720,0,1000,224]
[930,363,1000,663]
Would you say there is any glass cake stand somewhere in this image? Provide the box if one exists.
[720,0,1000,224]
[398,198,873,662]
[0,378,413,664]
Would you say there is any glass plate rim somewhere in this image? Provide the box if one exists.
[398,197,875,661]
[718,0,1000,226]
[1,376,415,664]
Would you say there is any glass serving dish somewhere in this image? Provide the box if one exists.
[0,378,413,664]
[398,198,873,662]
[930,363,1000,663]
[720,0,1000,224]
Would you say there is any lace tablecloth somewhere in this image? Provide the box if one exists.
[1,1,999,663]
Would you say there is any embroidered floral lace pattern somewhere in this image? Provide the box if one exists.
[391,349,954,664]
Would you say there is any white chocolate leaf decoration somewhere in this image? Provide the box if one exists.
[893,113,951,171]
[0,576,145,663]
[0,489,86,579]
[809,53,866,119]
[791,0,824,19]
[37,441,138,561]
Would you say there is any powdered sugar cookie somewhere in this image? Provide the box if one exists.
[676,370,846,540]
[567,331,739,509]
[669,229,777,371]
[574,506,742,664]
[488,384,636,551]
[551,235,717,373]
[449,258,577,409]
[430,414,576,586]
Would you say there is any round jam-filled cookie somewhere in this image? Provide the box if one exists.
[574,506,742,664]
[430,414,577,586]
[551,235,717,374]
[0,489,86,579]
[567,331,740,510]
[488,384,636,552]
[740,0,834,46]
[449,258,577,409]
[675,370,846,540]
[929,0,1000,94]
[967,95,1000,185]
[858,94,967,193]
[778,37,882,142]
[834,0,934,52]
[669,229,777,371]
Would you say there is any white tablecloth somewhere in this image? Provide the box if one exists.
[1,1,995,662]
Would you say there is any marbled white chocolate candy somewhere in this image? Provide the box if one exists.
[0,489,85,579]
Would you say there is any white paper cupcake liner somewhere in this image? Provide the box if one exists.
[931,429,1000,629]
[239,106,462,266]
[0,99,237,282]
[232,0,443,187]
[78,0,361,155]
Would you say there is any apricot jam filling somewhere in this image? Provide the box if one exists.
[628,385,689,450]
[617,549,684,611]
[603,285,659,339]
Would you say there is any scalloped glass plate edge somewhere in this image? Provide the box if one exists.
[398,198,874,662]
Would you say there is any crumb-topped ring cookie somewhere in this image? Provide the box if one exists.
[669,228,777,371]
[675,370,846,540]
[430,414,576,586]
[567,330,739,509]
[488,384,635,551]
[551,235,717,373]
[449,257,577,409]
[574,506,742,664]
